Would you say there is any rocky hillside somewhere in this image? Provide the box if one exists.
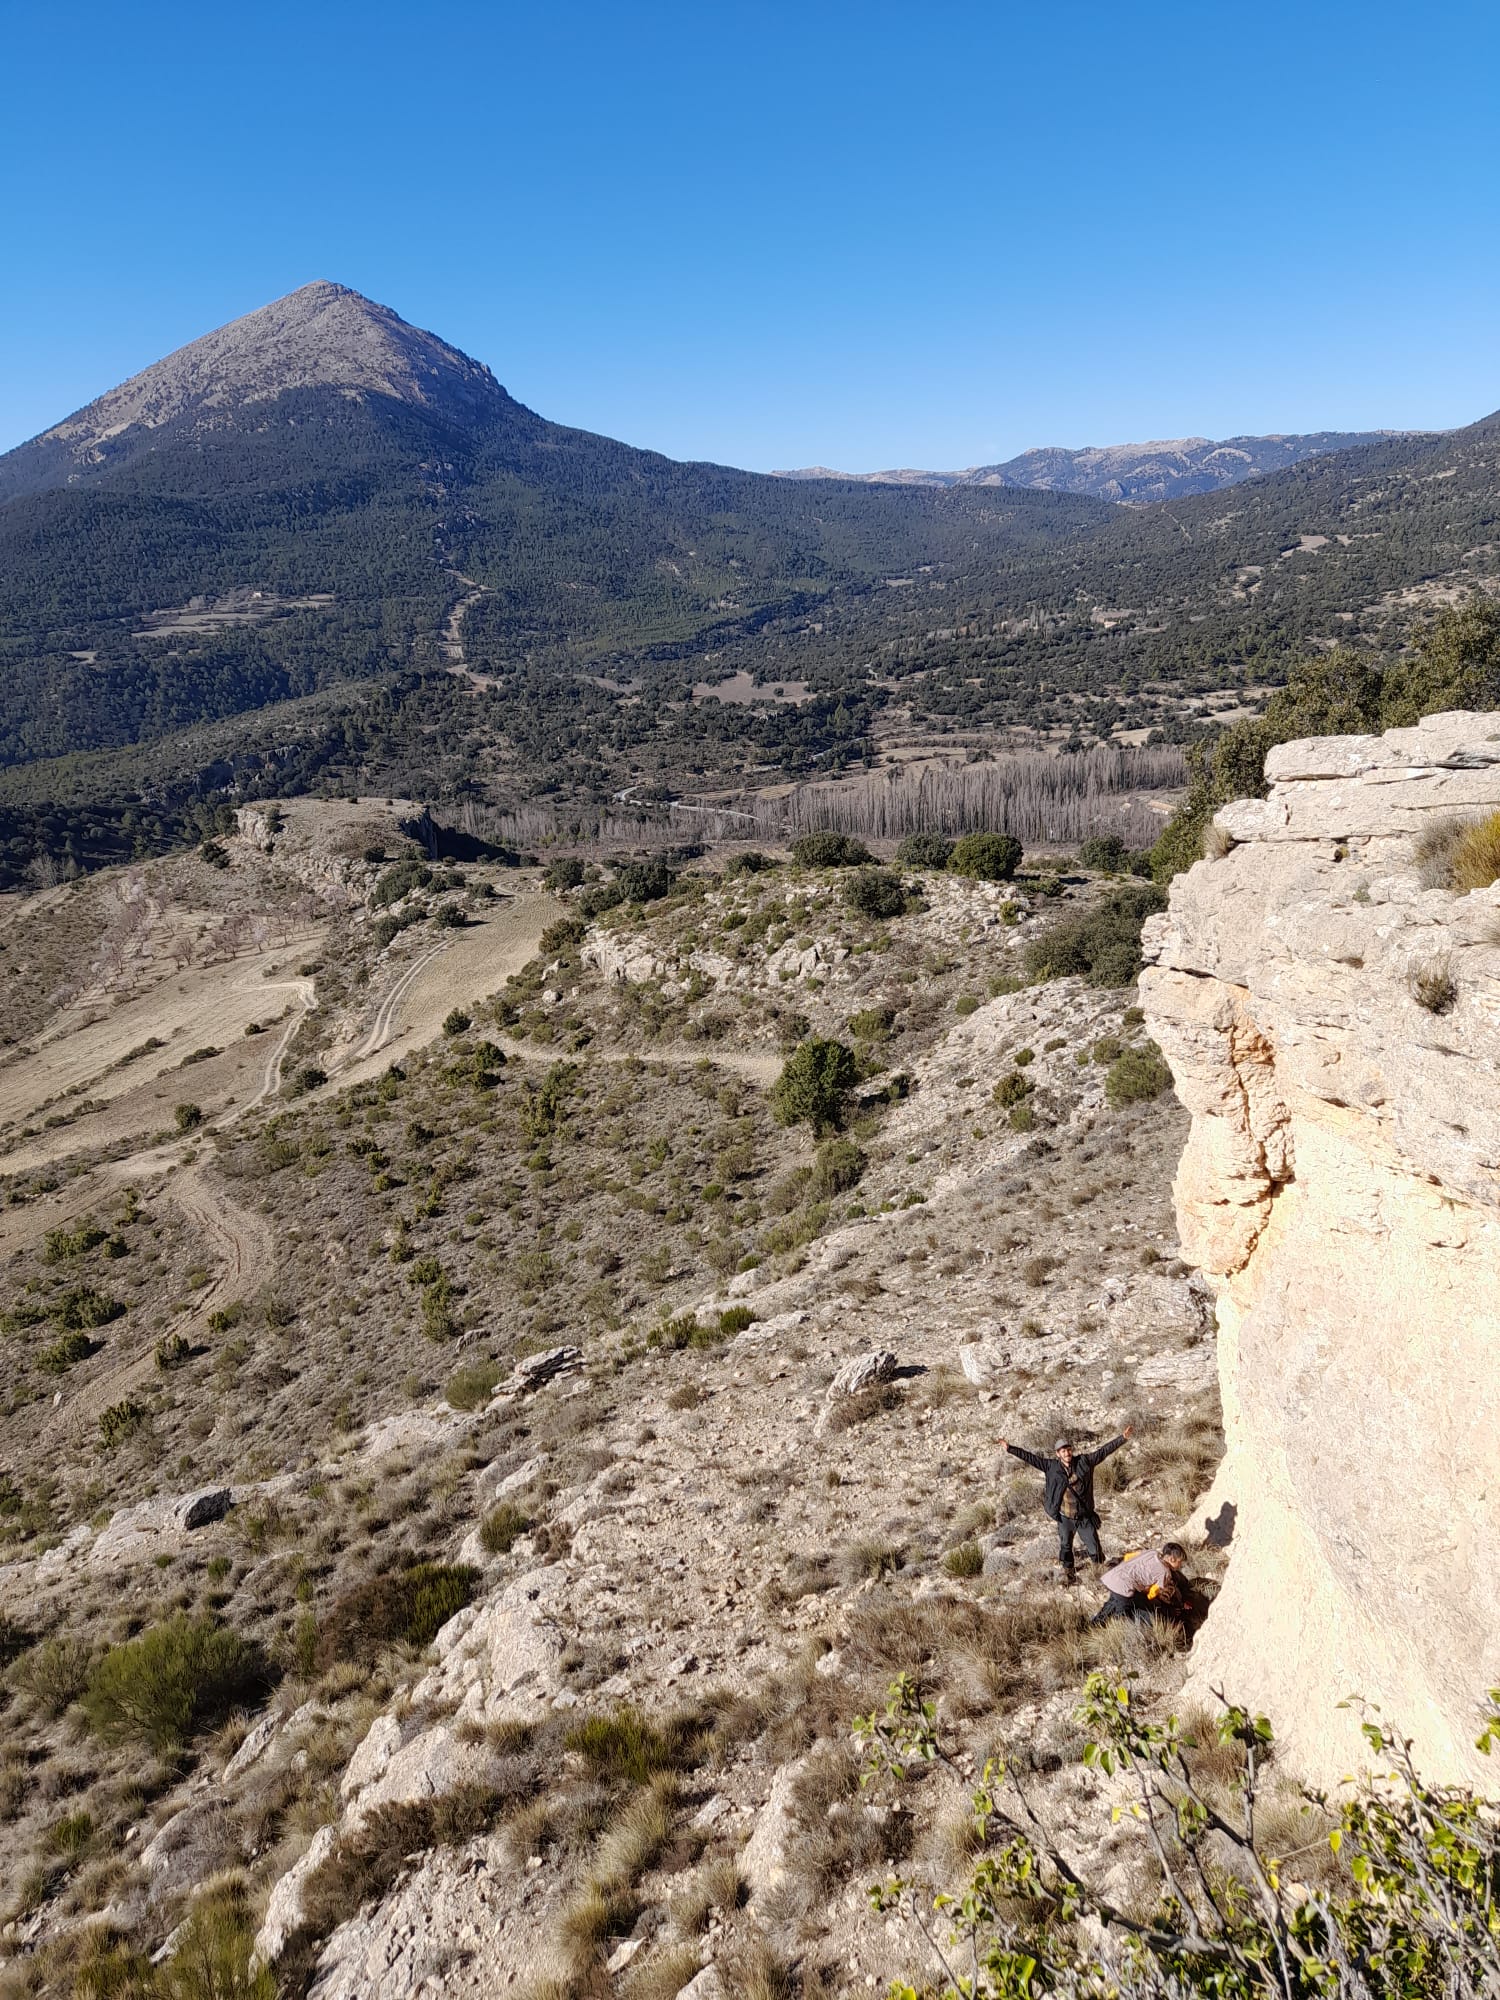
[1143,709,1500,1786]
[0,826,1233,1997]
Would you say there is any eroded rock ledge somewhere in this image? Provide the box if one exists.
[1142,710,1500,1786]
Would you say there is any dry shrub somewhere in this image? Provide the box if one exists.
[773,1741,911,1918]
[298,1785,501,1936]
[314,1563,478,1669]
[821,1381,902,1434]
[1410,955,1458,1014]
[1449,809,1500,891]
[621,1943,704,2000]
[671,1855,746,1935]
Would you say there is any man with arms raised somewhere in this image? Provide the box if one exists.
[1001,1427,1132,1584]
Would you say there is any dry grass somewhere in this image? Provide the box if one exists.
[591,1776,680,1889]
[621,1943,704,2000]
[1449,810,1500,892]
[671,1855,746,1935]
[1410,955,1458,1014]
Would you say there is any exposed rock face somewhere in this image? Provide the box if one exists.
[1142,711,1500,1785]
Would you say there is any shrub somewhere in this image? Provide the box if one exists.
[948,832,1023,882]
[1105,1043,1173,1108]
[284,1063,328,1097]
[155,1882,275,2000]
[844,868,908,920]
[992,1072,1033,1110]
[43,1222,107,1263]
[99,1398,146,1448]
[39,1330,93,1373]
[480,1503,532,1555]
[1449,809,1500,892]
[11,1634,93,1715]
[155,1333,193,1372]
[55,1285,124,1330]
[614,859,673,903]
[718,1304,756,1335]
[1025,882,1167,988]
[1078,832,1129,873]
[434,901,467,928]
[539,915,587,954]
[1411,957,1458,1015]
[373,859,432,907]
[955,994,980,1016]
[847,1004,894,1042]
[725,850,775,878]
[175,1102,205,1132]
[895,832,955,870]
[544,856,586,891]
[772,1037,858,1135]
[790,831,873,868]
[442,1008,472,1037]
[445,1358,503,1411]
[862,1672,1500,2000]
[811,1135,868,1198]
[82,1615,269,1752]
[315,1563,479,1669]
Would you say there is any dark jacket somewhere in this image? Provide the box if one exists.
[1006,1438,1125,1521]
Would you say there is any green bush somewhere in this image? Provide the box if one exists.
[175,1102,204,1133]
[479,1503,532,1555]
[847,1004,894,1042]
[811,1135,868,1198]
[284,1064,328,1097]
[614,859,674,903]
[724,850,775,878]
[43,1222,108,1263]
[790,831,873,868]
[862,1671,1500,2000]
[992,1072,1033,1109]
[373,859,433,908]
[82,1615,269,1753]
[11,1634,93,1716]
[544,856,586,891]
[434,901,467,928]
[39,1330,93,1373]
[948,832,1023,882]
[1078,832,1128,873]
[955,994,980,1016]
[772,1037,858,1135]
[442,1008,472,1037]
[53,1285,125,1331]
[539,915,588,954]
[98,1398,145,1449]
[315,1564,479,1669]
[1025,882,1167,988]
[155,1333,192,1371]
[895,832,955,870]
[844,868,908,920]
[1105,1042,1174,1108]
[718,1305,756,1336]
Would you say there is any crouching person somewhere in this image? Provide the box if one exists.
[1092,1542,1189,1631]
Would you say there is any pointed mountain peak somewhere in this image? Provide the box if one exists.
[37,282,507,461]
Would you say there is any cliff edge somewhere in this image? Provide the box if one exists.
[1142,709,1500,1785]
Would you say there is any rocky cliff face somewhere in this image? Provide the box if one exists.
[1142,710,1500,1786]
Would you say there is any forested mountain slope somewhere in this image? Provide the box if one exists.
[0,284,1107,768]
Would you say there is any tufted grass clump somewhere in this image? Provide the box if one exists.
[1449,809,1500,892]
[480,1502,532,1555]
[1411,956,1458,1014]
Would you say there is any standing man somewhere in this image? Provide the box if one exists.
[1000,1427,1133,1584]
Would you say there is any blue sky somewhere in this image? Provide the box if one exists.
[2,0,1497,469]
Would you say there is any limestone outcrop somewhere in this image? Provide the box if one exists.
[1142,710,1500,1786]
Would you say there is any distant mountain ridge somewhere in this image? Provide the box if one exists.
[775,430,1417,505]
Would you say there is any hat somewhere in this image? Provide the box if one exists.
[1054,1438,1071,1451]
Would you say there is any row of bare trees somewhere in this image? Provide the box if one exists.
[440,745,1183,857]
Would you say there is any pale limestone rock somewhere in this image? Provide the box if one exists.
[740,1757,806,1901]
[256,1822,336,1962]
[87,1487,231,1568]
[411,1565,569,1722]
[959,1338,1009,1386]
[1142,710,1500,1786]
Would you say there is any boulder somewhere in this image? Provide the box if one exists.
[256,1822,336,1962]
[958,1339,1009,1387]
[740,1758,805,1901]
[815,1350,898,1435]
